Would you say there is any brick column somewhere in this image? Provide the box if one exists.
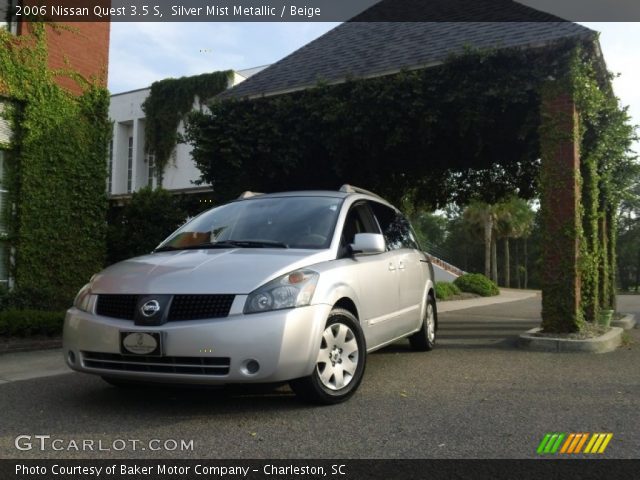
[539,89,583,333]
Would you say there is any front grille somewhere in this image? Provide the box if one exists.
[96,295,138,320]
[95,294,235,321]
[82,351,230,376]
[169,295,235,321]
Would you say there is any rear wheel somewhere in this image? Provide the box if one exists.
[409,293,437,351]
[290,308,366,404]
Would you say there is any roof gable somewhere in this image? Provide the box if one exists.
[219,2,594,99]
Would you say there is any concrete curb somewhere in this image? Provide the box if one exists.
[518,327,623,353]
[438,288,539,313]
[0,338,62,355]
[611,313,636,330]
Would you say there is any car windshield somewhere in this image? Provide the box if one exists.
[157,196,343,251]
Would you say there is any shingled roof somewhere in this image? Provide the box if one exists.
[219,1,594,99]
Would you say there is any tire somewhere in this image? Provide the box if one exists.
[290,308,366,405]
[409,293,437,351]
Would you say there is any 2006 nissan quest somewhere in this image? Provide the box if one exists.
[64,185,437,404]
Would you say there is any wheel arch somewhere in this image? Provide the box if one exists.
[428,286,438,330]
[333,297,359,320]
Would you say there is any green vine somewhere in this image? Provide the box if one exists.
[0,24,110,309]
[539,44,636,331]
[141,71,232,177]
[571,45,636,318]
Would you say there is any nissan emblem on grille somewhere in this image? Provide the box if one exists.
[140,300,161,317]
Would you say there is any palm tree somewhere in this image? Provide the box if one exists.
[463,201,498,280]
[495,197,535,288]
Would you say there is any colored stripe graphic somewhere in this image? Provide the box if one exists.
[585,433,614,454]
[574,433,589,453]
[538,433,613,455]
[560,434,576,454]
[550,433,565,453]
[598,434,613,453]
[537,433,553,454]
[537,433,565,454]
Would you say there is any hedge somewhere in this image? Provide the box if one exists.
[454,273,499,297]
[107,187,188,265]
[0,310,65,337]
[435,282,461,300]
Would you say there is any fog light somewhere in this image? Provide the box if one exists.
[67,350,76,365]
[242,359,260,375]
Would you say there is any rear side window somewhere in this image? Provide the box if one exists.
[369,202,419,251]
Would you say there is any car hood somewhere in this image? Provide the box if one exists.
[90,249,332,295]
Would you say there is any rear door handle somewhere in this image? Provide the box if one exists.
[398,261,406,270]
[388,263,396,271]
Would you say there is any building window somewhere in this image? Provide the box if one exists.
[107,140,113,193]
[127,136,133,193]
[0,150,9,287]
[146,152,155,188]
[1,0,18,34]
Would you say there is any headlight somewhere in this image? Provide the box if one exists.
[244,270,319,314]
[73,284,95,313]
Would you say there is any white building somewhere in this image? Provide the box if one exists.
[108,66,267,201]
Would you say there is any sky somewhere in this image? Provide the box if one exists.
[108,22,640,153]
[107,22,338,93]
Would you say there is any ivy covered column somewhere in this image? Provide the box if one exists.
[539,86,583,333]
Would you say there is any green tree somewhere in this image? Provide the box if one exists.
[617,180,640,291]
[409,211,447,250]
[495,196,535,287]
[463,201,498,281]
[107,188,188,265]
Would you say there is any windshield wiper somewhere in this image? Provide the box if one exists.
[154,242,239,252]
[222,240,289,249]
[154,240,288,252]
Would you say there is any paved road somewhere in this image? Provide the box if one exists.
[1,295,638,459]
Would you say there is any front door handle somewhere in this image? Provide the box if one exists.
[398,261,406,270]
[388,263,396,271]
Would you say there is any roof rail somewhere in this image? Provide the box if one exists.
[339,184,382,199]
[237,191,264,199]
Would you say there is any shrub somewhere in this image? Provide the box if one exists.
[0,310,66,337]
[454,273,499,297]
[0,286,66,311]
[435,282,461,300]
[107,187,188,265]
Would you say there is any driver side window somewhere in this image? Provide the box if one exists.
[339,203,380,257]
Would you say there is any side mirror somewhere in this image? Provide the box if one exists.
[350,233,386,255]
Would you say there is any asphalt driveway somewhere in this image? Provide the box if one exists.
[0,294,638,459]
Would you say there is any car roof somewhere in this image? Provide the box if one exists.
[244,190,349,199]
[237,189,394,206]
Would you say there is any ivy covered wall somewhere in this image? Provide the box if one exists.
[141,71,232,179]
[0,24,110,309]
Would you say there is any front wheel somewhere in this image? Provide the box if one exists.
[290,308,366,405]
[409,294,437,351]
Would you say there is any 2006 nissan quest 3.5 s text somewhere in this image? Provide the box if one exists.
[64,185,437,404]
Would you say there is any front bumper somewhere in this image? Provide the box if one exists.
[63,303,332,384]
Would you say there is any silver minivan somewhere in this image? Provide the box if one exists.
[64,185,437,404]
